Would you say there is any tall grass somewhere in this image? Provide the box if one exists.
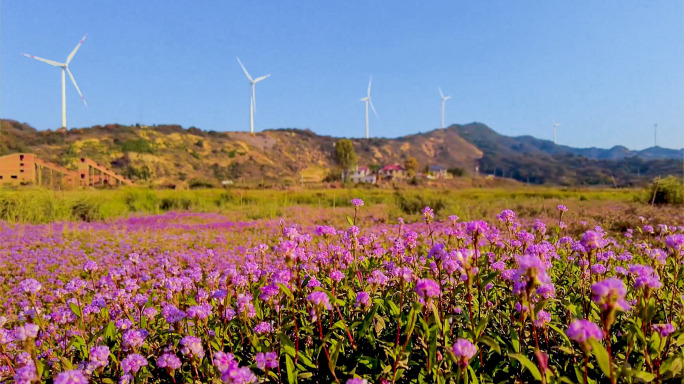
[0,186,639,224]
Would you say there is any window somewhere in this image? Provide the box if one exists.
[20,170,24,173]
[19,155,24,161]
[81,174,85,179]
[20,163,24,167]
[11,175,17,179]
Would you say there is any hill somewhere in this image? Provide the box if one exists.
[0,120,681,186]
[452,123,683,185]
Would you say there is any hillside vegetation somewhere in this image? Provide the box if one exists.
[0,120,681,186]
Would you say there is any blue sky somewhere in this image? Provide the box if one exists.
[2,1,682,150]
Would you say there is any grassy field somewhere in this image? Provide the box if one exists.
[0,185,669,228]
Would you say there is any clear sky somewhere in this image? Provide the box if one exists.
[1,1,682,150]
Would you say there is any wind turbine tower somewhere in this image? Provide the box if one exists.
[237,57,270,134]
[439,87,451,129]
[653,123,658,147]
[553,121,561,144]
[360,76,377,139]
[22,34,88,131]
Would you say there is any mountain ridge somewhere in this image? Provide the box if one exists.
[0,119,681,186]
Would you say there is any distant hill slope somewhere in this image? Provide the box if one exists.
[0,120,680,186]
[452,123,683,185]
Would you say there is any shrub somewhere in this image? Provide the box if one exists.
[647,176,683,205]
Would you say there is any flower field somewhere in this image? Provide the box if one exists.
[0,202,683,384]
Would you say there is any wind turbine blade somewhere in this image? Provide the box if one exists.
[369,98,378,117]
[22,53,63,67]
[444,96,451,101]
[237,57,254,82]
[360,97,369,102]
[66,34,87,64]
[439,87,444,99]
[367,76,372,96]
[254,74,270,83]
[67,68,87,107]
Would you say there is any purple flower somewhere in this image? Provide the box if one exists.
[89,345,110,368]
[121,353,148,374]
[180,336,205,359]
[213,351,237,373]
[255,352,278,370]
[346,379,369,384]
[54,370,88,384]
[581,231,605,250]
[652,323,675,337]
[221,365,257,384]
[422,206,434,222]
[122,329,149,350]
[259,284,279,301]
[351,199,364,208]
[330,270,345,282]
[497,209,516,223]
[19,278,42,295]
[566,319,603,344]
[157,353,182,371]
[535,310,551,327]
[253,322,272,334]
[414,278,440,300]
[13,363,37,384]
[355,291,370,308]
[665,234,684,251]
[451,338,477,366]
[591,277,630,312]
[307,291,332,311]
[557,205,568,212]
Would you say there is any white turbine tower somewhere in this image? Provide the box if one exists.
[237,57,270,134]
[439,87,451,129]
[360,76,377,139]
[553,120,561,144]
[22,34,88,131]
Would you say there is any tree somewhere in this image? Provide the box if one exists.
[404,156,419,177]
[334,139,357,171]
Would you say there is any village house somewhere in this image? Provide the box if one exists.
[427,165,449,179]
[378,163,406,181]
[342,165,377,184]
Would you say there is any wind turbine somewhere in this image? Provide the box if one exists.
[360,76,377,139]
[653,123,658,147]
[553,120,561,144]
[22,34,88,131]
[439,87,451,129]
[237,57,270,134]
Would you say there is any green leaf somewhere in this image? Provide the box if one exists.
[277,283,295,302]
[347,215,355,226]
[547,323,571,347]
[330,338,342,373]
[387,299,400,317]
[634,371,655,382]
[478,335,501,355]
[60,357,74,371]
[69,302,82,318]
[509,353,542,381]
[428,327,438,372]
[468,365,480,384]
[430,302,442,330]
[285,355,297,384]
[104,320,116,341]
[359,305,378,339]
[588,339,611,379]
